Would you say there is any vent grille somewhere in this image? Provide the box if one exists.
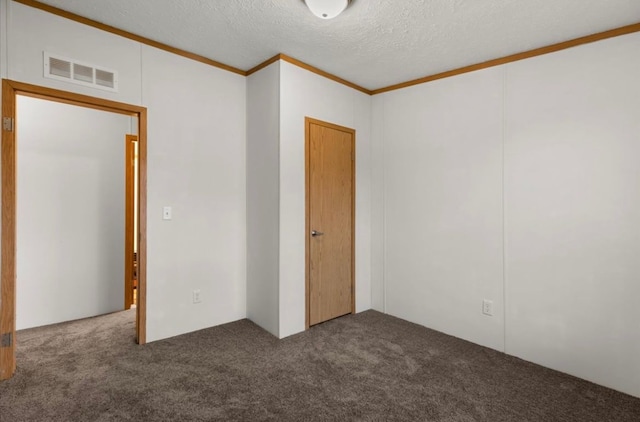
[73,63,93,83]
[44,53,118,92]
[95,69,115,89]
[49,57,71,78]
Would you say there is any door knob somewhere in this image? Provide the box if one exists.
[311,230,324,237]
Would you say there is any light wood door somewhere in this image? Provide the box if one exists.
[306,118,355,327]
[124,135,137,310]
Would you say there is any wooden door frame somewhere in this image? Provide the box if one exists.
[304,117,356,329]
[0,79,148,381]
[124,134,137,310]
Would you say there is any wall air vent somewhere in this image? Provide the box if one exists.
[49,57,71,79]
[43,52,118,92]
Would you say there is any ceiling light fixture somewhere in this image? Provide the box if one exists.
[304,0,351,19]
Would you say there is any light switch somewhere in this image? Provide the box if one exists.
[163,206,172,220]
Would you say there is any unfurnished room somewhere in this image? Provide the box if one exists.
[0,0,640,421]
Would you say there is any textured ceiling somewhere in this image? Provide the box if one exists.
[32,0,640,90]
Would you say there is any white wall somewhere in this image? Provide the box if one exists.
[16,96,129,329]
[142,45,246,342]
[0,0,7,80]
[3,1,247,342]
[370,96,385,312]
[279,61,372,338]
[246,62,280,337]
[504,33,640,397]
[374,32,640,397]
[7,1,141,105]
[375,67,505,352]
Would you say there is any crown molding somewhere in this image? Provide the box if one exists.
[372,22,640,95]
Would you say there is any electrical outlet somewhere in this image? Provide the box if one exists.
[482,299,493,316]
[193,289,201,304]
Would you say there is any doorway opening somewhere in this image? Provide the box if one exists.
[1,79,148,381]
[305,117,356,328]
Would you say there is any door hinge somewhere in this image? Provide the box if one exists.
[2,117,14,132]
[351,151,355,161]
[1,332,12,347]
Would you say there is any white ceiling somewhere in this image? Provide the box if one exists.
[33,0,640,90]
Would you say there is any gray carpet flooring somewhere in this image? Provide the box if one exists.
[1,310,639,421]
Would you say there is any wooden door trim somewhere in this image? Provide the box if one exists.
[1,80,17,380]
[124,135,137,310]
[0,79,148,381]
[305,117,356,329]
